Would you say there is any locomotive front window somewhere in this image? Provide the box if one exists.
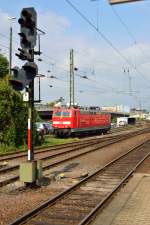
[62,111,71,117]
[54,111,61,117]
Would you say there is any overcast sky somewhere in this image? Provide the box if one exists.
[0,0,150,110]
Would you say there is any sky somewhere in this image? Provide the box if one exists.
[0,0,150,110]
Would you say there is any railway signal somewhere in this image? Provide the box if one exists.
[9,7,44,186]
[18,7,37,50]
[9,67,25,91]
[10,62,38,91]
[23,61,38,81]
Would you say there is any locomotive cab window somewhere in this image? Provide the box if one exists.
[62,111,71,117]
[54,111,61,117]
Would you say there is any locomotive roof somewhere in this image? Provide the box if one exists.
[53,107,108,115]
[53,106,101,111]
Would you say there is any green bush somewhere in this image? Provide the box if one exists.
[0,77,28,148]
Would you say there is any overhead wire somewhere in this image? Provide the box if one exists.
[0,16,145,98]
[38,54,141,95]
[0,18,133,101]
[0,36,142,97]
[110,6,150,61]
[76,73,139,95]
[64,0,150,87]
[0,28,131,78]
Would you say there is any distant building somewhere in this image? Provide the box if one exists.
[130,108,147,114]
[101,105,126,113]
[130,108,149,119]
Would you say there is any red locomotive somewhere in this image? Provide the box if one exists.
[52,107,111,137]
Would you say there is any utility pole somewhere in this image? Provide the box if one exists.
[8,17,16,75]
[28,81,34,160]
[39,76,41,102]
[124,68,132,96]
[127,68,132,96]
[28,50,35,161]
[9,27,12,75]
[70,49,74,107]
[35,74,45,103]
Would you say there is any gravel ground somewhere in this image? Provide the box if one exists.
[0,132,150,225]
[135,155,150,174]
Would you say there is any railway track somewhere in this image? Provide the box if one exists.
[9,139,150,225]
[0,126,148,162]
[0,128,149,188]
[0,132,125,163]
[0,128,149,167]
[0,138,103,162]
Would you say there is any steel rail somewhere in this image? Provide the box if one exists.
[42,133,145,171]
[0,136,122,174]
[0,127,149,162]
[0,128,148,167]
[0,133,130,161]
[0,138,102,162]
[9,139,150,225]
[78,145,150,225]
[0,130,148,188]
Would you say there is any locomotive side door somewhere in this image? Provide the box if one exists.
[74,110,79,128]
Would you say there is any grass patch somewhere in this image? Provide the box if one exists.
[0,144,15,154]
[0,143,27,155]
[42,136,79,148]
[0,136,79,155]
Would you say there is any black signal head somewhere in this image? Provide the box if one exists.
[9,80,24,91]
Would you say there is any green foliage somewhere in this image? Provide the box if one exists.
[42,136,79,148]
[0,54,9,79]
[111,117,117,123]
[0,77,28,148]
[0,143,16,154]
[0,52,41,152]
[34,109,43,122]
[46,96,65,107]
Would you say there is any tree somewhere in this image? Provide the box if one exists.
[0,54,9,79]
[0,77,28,147]
[0,53,40,149]
[46,97,65,107]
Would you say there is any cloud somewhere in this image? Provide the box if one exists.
[25,10,150,109]
[0,9,150,109]
[0,9,11,33]
[39,11,70,35]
